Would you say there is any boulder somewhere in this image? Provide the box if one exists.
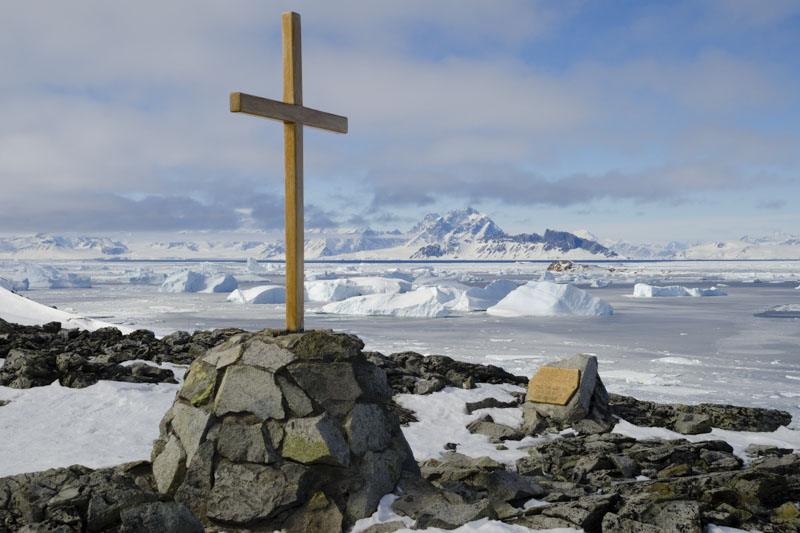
[149,329,417,532]
[521,354,613,434]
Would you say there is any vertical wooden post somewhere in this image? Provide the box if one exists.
[282,12,304,331]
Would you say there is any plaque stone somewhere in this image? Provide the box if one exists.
[527,367,580,406]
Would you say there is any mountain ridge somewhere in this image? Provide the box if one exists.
[1,208,799,260]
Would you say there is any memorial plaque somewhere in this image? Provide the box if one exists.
[527,367,580,406]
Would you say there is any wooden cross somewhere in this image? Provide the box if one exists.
[230,11,348,332]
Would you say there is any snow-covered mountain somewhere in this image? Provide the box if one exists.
[399,207,617,260]
[2,210,799,260]
[0,234,129,259]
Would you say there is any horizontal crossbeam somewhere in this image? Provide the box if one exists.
[230,92,348,134]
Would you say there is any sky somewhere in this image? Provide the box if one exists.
[1,0,799,244]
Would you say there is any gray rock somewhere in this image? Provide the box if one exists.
[170,402,212,465]
[282,413,351,467]
[347,447,406,520]
[119,501,204,533]
[216,421,277,463]
[201,336,244,368]
[466,414,523,441]
[288,361,363,417]
[465,397,519,414]
[277,374,314,417]
[241,337,297,371]
[282,490,344,533]
[213,365,285,419]
[152,435,187,495]
[346,402,393,456]
[174,440,215,521]
[177,361,217,407]
[523,354,613,432]
[414,377,446,395]
[673,412,712,435]
[359,521,408,533]
[206,462,308,524]
[611,454,640,478]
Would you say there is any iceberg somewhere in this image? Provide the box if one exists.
[227,285,286,304]
[201,273,238,293]
[14,264,91,289]
[160,270,238,293]
[487,281,613,317]
[448,279,518,311]
[305,276,411,302]
[160,270,207,293]
[321,287,450,318]
[632,283,727,297]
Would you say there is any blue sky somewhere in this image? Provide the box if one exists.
[1,1,798,243]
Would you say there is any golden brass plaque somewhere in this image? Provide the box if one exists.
[527,367,580,405]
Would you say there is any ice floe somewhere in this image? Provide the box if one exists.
[633,283,727,297]
[486,281,613,317]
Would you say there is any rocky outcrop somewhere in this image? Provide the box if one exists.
[365,350,527,395]
[0,461,203,532]
[150,329,417,532]
[610,393,792,433]
[0,319,246,389]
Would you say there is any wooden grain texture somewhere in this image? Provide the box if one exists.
[283,11,304,332]
[229,92,347,133]
[284,121,304,331]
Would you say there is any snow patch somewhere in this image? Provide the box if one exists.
[0,286,133,333]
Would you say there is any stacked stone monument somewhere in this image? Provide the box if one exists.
[150,329,417,532]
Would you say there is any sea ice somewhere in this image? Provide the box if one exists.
[227,285,286,304]
[633,283,727,297]
[321,287,450,318]
[486,281,613,317]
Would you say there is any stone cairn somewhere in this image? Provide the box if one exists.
[150,329,417,532]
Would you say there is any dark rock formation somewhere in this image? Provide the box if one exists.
[365,350,527,395]
[150,329,418,532]
[610,393,793,433]
[0,318,247,389]
[0,461,203,532]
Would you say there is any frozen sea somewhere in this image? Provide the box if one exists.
[2,259,798,427]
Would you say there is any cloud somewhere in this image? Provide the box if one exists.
[0,1,797,236]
